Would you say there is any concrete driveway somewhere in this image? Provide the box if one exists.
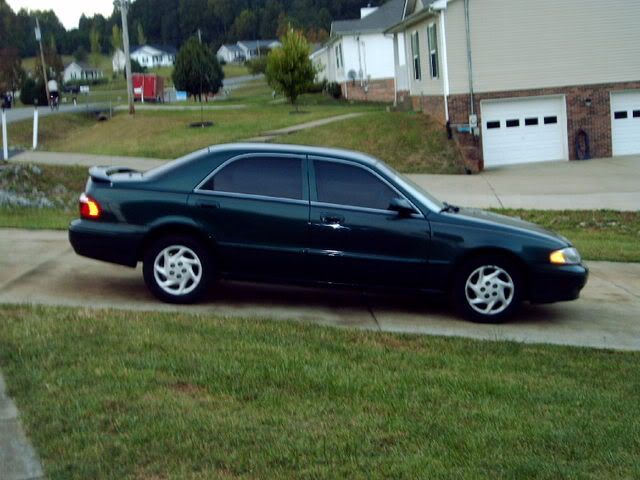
[1,228,639,351]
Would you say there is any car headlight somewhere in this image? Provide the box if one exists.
[549,247,581,265]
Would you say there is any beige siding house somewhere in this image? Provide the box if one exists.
[387,0,640,170]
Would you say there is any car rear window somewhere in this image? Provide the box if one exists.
[202,156,303,200]
[314,161,397,211]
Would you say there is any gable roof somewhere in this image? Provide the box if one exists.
[131,44,177,56]
[386,0,440,33]
[64,61,102,72]
[330,0,405,36]
[219,44,242,53]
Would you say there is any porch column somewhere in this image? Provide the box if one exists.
[392,33,400,107]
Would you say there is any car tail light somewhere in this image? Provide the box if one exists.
[79,193,102,219]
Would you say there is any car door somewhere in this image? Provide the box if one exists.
[188,153,310,282]
[308,157,430,288]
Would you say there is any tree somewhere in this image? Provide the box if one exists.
[34,36,64,83]
[265,28,316,110]
[136,22,147,46]
[0,48,25,100]
[230,9,257,40]
[74,46,88,62]
[172,36,224,100]
[90,27,101,67]
[110,24,122,52]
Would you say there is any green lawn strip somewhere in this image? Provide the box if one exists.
[280,110,465,174]
[6,102,378,159]
[495,209,640,263]
[0,304,638,479]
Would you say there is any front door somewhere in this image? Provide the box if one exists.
[188,154,310,282]
[307,158,430,288]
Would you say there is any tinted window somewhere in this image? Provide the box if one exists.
[315,161,397,211]
[525,117,539,126]
[204,156,302,200]
[633,110,640,118]
[506,119,520,128]
[614,111,628,119]
[544,116,558,124]
[486,121,500,129]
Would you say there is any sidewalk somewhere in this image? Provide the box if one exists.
[0,373,44,480]
[7,151,640,211]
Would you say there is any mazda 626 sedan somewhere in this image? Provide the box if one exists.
[69,143,588,323]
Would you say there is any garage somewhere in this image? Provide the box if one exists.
[611,91,640,156]
[481,96,568,168]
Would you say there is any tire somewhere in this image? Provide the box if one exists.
[143,234,212,304]
[452,254,523,323]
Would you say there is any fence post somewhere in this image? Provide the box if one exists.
[32,105,39,150]
[1,108,8,160]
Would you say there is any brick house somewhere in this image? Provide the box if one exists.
[386,0,640,170]
[312,0,409,103]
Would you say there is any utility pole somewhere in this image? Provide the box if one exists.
[35,18,50,105]
[115,0,135,114]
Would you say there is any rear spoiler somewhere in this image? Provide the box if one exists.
[89,166,140,183]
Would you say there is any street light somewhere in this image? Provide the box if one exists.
[114,0,135,114]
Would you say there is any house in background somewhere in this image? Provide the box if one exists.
[387,0,640,170]
[112,49,126,73]
[216,44,244,63]
[237,40,281,61]
[313,0,407,103]
[63,62,104,83]
[130,45,177,68]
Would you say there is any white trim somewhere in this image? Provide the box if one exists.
[439,11,450,122]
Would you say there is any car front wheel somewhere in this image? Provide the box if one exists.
[143,235,211,304]
[453,255,523,323]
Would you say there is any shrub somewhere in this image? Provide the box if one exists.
[325,81,342,99]
[245,56,268,75]
[20,77,48,105]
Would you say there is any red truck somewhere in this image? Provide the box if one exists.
[132,73,165,103]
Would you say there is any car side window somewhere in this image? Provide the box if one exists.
[314,161,398,211]
[201,156,303,200]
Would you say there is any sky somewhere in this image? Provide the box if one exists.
[6,0,115,30]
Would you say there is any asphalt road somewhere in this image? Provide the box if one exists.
[1,228,639,351]
[3,102,107,124]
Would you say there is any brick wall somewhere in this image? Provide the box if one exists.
[414,81,640,169]
[341,79,396,103]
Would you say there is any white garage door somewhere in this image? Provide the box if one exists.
[481,96,568,168]
[611,91,640,156]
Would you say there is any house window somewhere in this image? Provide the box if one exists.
[411,32,421,80]
[335,44,344,69]
[427,23,439,79]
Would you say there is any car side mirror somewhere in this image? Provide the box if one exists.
[388,197,416,217]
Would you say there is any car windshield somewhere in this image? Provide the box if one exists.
[375,161,444,211]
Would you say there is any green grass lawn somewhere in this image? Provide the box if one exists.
[6,101,377,159]
[281,110,465,174]
[223,63,250,78]
[0,304,638,479]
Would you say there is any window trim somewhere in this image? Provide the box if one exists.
[427,22,439,79]
[309,157,424,217]
[193,152,308,204]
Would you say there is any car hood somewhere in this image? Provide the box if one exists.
[453,208,571,246]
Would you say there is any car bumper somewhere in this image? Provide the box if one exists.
[68,219,146,267]
[528,263,589,304]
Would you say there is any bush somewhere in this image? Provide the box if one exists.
[20,77,48,106]
[245,56,268,75]
[305,79,326,94]
[325,81,342,99]
[64,77,108,87]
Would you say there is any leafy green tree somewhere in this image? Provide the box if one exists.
[230,9,257,40]
[265,28,316,110]
[90,27,101,67]
[110,24,122,52]
[0,47,25,100]
[245,56,268,75]
[74,46,88,62]
[137,22,147,46]
[172,36,224,100]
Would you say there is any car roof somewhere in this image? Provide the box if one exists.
[205,143,383,168]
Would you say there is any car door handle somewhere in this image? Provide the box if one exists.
[321,215,345,224]
[195,201,219,209]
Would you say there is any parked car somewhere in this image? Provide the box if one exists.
[68,144,588,323]
[63,84,80,94]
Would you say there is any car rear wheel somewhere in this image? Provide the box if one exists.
[143,235,211,304]
[453,255,523,323]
